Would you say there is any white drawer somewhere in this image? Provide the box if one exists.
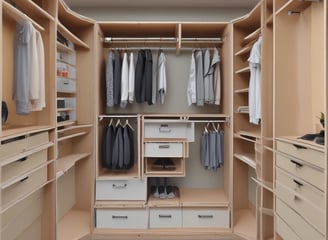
[149,208,182,228]
[275,182,324,234]
[144,121,194,141]
[144,142,183,157]
[96,179,147,201]
[182,208,230,228]
[0,132,49,163]
[276,153,324,190]
[96,208,148,229]
[276,140,324,169]
[276,198,325,240]
[276,215,301,240]
[276,168,324,208]
[2,191,42,240]
[57,77,76,93]
[2,150,47,183]
[2,166,47,209]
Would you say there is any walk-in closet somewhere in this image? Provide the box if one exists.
[0,0,326,239]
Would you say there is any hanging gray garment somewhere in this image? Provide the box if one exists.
[194,50,204,106]
[144,49,153,105]
[212,48,221,105]
[219,130,224,166]
[106,51,115,107]
[135,49,145,103]
[13,21,32,115]
[112,125,123,169]
[200,131,210,168]
[113,51,122,105]
[122,125,131,169]
[203,49,215,104]
[102,124,114,169]
[200,132,207,168]
[126,125,134,169]
[157,50,167,104]
[152,50,159,104]
[209,131,217,170]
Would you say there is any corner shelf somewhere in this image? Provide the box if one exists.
[56,153,91,178]
[234,153,256,169]
[57,22,89,50]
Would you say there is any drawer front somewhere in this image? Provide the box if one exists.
[275,182,324,234]
[2,166,47,209]
[96,179,147,201]
[182,208,230,228]
[0,132,49,163]
[144,142,183,157]
[149,208,182,228]
[2,193,42,240]
[2,150,47,183]
[96,208,148,229]
[276,140,324,169]
[57,77,76,93]
[276,198,325,240]
[144,122,194,141]
[276,216,301,240]
[276,168,324,207]
[276,154,324,190]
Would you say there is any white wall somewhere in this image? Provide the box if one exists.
[71,7,251,22]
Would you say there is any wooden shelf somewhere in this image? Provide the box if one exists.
[235,45,252,56]
[94,200,146,209]
[57,41,75,53]
[57,107,75,112]
[235,66,250,74]
[234,209,256,240]
[57,209,90,240]
[180,188,229,207]
[57,120,76,128]
[276,0,312,16]
[148,195,180,208]
[57,131,88,142]
[56,153,91,177]
[234,88,249,94]
[57,124,92,133]
[57,22,89,50]
[9,0,54,21]
[234,131,261,143]
[97,164,139,180]
[242,28,261,46]
[234,153,256,169]
[2,1,45,32]
[259,207,274,217]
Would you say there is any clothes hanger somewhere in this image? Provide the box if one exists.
[124,119,135,131]
[115,119,122,127]
[211,122,218,132]
[108,118,113,126]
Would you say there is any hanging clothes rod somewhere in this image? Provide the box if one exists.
[103,37,223,43]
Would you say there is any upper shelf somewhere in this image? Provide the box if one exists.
[276,0,313,16]
[8,0,54,21]
[57,22,89,50]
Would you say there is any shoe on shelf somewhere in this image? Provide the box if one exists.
[151,185,159,198]
[158,185,167,199]
[166,185,178,199]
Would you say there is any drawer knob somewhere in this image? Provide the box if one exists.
[198,215,213,219]
[112,183,127,189]
[158,214,172,218]
[293,179,303,187]
[290,160,303,168]
[112,215,128,219]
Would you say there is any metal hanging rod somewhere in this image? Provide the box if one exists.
[103,37,223,43]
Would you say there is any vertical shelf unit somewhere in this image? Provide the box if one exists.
[0,0,57,239]
[274,0,326,240]
[55,0,96,239]
[232,2,262,240]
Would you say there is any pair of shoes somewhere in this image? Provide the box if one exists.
[152,158,176,170]
[151,185,179,199]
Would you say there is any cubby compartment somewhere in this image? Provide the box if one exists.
[145,157,185,177]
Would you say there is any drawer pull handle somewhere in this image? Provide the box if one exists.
[17,157,28,162]
[112,183,127,189]
[290,160,303,168]
[198,215,213,219]
[112,215,128,219]
[159,214,172,218]
[293,179,303,187]
[159,124,171,133]
[292,144,307,150]
[158,145,170,149]
[20,176,29,182]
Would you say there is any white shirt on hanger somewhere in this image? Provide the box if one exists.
[128,52,135,103]
[248,36,262,125]
[120,52,129,108]
[187,51,196,106]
